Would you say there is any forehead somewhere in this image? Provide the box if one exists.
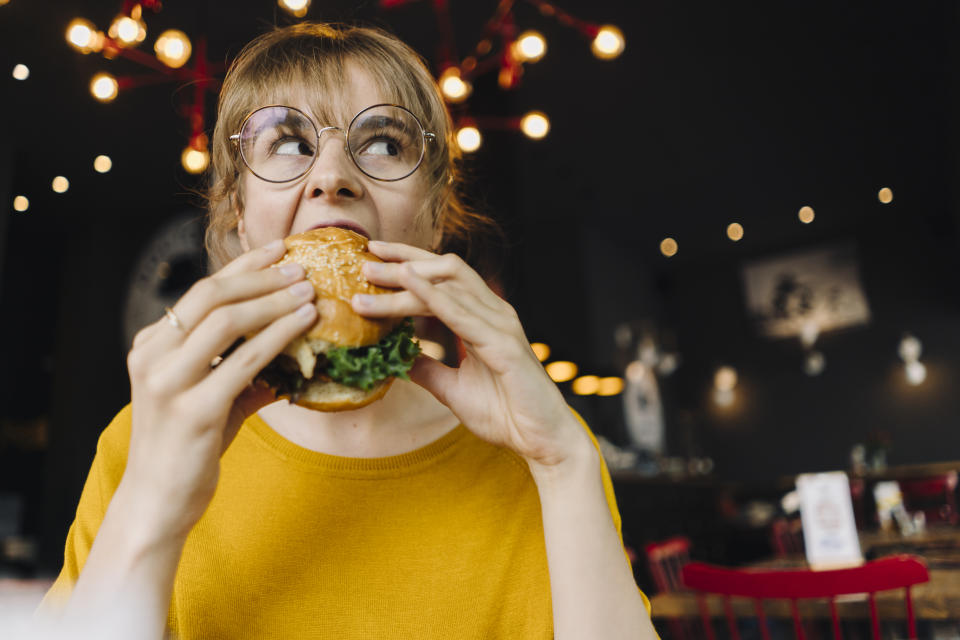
[257,63,397,125]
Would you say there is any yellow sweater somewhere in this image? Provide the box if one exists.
[42,405,648,638]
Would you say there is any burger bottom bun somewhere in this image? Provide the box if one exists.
[276,377,394,412]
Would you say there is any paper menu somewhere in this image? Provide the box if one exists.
[797,472,863,569]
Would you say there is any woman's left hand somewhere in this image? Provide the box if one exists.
[353,241,588,468]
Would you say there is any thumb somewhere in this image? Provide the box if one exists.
[407,354,457,407]
[222,382,277,455]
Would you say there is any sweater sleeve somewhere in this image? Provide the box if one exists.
[36,404,134,616]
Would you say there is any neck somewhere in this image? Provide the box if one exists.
[256,379,460,458]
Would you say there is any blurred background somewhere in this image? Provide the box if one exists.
[1,0,959,600]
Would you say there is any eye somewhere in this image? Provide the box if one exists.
[361,138,401,157]
[274,138,314,156]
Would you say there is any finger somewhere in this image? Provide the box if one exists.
[396,264,496,345]
[144,259,306,355]
[366,240,437,263]
[171,278,316,383]
[363,255,503,315]
[192,302,318,407]
[407,354,458,407]
[221,382,277,455]
[215,239,287,279]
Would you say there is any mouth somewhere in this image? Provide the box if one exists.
[306,221,370,239]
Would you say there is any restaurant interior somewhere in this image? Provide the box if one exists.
[2,0,960,637]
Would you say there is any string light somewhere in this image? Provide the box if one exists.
[727,222,744,241]
[90,72,119,102]
[597,377,624,396]
[545,361,578,383]
[520,111,550,139]
[439,67,471,103]
[456,126,482,153]
[530,343,551,362]
[572,375,600,395]
[13,196,29,212]
[591,25,625,60]
[66,18,102,54]
[94,155,112,173]
[660,237,678,257]
[12,64,29,81]
[878,187,893,204]
[51,176,70,193]
[154,30,192,69]
[514,30,547,63]
[278,0,311,18]
[798,205,815,224]
[108,13,146,47]
[182,146,210,174]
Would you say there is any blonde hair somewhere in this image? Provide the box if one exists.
[205,22,500,274]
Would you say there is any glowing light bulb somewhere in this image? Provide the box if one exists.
[597,377,624,396]
[278,0,311,17]
[94,155,112,173]
[905,361,927,386]
[878,187,893,204]
[520,111,549,139]
[714,366,737,392]
[154,30,192,69]
[727,222,744,241]
[108,14,146,46]
[67,18,99,54]
[456,126,482,153]
[545,361,578,383]
[798,205,815,224]
[181,146,210,174]
[52,176,69,193]
[13,196,28,212]
[591,25,625,60]
[660,237,678,257]
[898,334,922,363]
[572,375,600,395]
[90,72,119,102]
[514,30,546,62]
[439,68,471,103]
[530,343,550,362]
[12,64,29,81]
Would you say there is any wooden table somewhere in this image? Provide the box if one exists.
[649,528,960,621]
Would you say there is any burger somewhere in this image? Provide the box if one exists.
[255,227,421,411]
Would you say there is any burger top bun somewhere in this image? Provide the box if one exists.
[276,227,401,347]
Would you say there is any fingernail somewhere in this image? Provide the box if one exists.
[289,281,313,299]
[280,263,303,279]
[353,293,373,308]
[296,302,315,318]
[363,261,383,275]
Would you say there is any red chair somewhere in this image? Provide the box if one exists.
[681,555,930,640]
[645,536,692,593]
[899,471,959,525]
[770,517,804,557]
[645,536,697,640]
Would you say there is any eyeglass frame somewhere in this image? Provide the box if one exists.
[229,103,437,184]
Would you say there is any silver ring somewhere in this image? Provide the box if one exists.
[164,306,185,331]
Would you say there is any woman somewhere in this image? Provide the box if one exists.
[40,22,656,640]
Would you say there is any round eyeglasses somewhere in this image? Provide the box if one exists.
[230,104,436,183]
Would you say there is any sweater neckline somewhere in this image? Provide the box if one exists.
[243,412,470,476]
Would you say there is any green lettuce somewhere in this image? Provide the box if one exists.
[324,318,421,390]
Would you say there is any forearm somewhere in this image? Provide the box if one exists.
[57,479,188,639]
[529,426,658,640]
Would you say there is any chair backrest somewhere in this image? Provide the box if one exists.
[899,471,959,525]
[644,536,692,593]
[681,555,930,640]
[770,517,804,557]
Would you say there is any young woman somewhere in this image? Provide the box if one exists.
[40,22,657,640]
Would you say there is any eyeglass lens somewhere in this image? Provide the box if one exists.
[238,105,426,182]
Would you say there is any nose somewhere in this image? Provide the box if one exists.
[302,126,364,201]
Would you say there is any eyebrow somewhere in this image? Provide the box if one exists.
[351,115,408,132]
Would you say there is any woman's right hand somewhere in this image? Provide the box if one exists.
[121,238,317,538]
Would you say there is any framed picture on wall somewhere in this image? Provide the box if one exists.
[740,244,871,339]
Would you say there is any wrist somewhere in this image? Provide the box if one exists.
[525,424,599,491]
[112,476,195,551]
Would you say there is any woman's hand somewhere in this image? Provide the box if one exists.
[354,241,589,470]
[123,239,317,537]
